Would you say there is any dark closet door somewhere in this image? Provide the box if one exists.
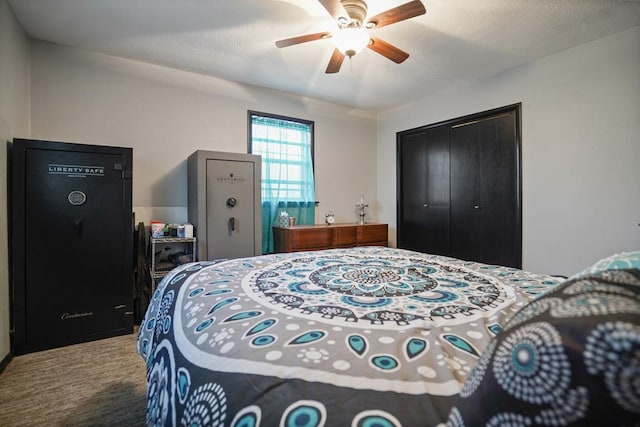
[450,111,520,268]
[397,126,450,255]
[397,104,521,269]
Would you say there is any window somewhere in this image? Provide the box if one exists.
[249,111,315,201]
[248,111,316,253]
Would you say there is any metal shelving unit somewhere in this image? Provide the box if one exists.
[150,236,197,290]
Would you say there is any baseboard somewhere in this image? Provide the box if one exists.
[0,350,14,376]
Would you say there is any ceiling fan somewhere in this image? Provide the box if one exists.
[275,0,426,73]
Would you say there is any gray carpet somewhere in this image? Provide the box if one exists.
[0,331,147,426]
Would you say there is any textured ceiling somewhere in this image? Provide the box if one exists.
[8,0,640,111]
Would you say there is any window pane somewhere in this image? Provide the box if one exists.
[250,113,314,202]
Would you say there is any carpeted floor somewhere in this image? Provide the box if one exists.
[0,331,147,426]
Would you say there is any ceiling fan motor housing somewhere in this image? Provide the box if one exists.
[340,0,368,28]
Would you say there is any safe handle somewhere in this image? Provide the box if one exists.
[74,218,82,236]
[230,217,235,232]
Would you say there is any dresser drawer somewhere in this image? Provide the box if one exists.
[357,224,388,245]
[332,227,357,247]
[289,228,332,250]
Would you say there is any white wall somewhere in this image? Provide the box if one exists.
[0,0,30,362]
[378,25,640,276]
[29,41,379,228]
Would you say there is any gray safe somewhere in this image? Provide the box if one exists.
[188,150,262,260]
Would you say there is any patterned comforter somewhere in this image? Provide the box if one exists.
[137,246,560,426]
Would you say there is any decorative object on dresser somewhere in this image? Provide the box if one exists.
[325,212,335,225]
[355,195,368,225]
[278,211,290,227]
[273,223,388,253]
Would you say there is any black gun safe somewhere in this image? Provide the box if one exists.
[10,138,133,354]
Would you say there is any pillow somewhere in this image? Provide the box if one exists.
[447,268,640,427]
[571,250,640,279]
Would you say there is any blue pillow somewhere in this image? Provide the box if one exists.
[571,250,640,279]
[447,268,640,426]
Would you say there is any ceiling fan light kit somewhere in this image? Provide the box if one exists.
[333,28,370,57]
[275,0,426,74]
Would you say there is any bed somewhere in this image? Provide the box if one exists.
[137,246,640,426]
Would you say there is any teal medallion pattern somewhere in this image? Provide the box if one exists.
[449,267,640,427]
[245,252,550,328]
[138,247,561,426]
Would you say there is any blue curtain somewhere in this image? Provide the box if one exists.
[251,115,315,253]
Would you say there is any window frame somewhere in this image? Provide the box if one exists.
[247,110,315,198]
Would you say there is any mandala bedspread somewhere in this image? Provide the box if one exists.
[137,247,560,426]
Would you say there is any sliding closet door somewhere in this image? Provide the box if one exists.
[450,110,520,268]
[397,125,450,255]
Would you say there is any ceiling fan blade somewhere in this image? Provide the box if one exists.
[325,49,345,73]
[318,0,348,20]
[366,0,426,29]
[368,36,409,64]
[276,32,331,48]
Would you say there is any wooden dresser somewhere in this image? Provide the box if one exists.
[273,223,388,253]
